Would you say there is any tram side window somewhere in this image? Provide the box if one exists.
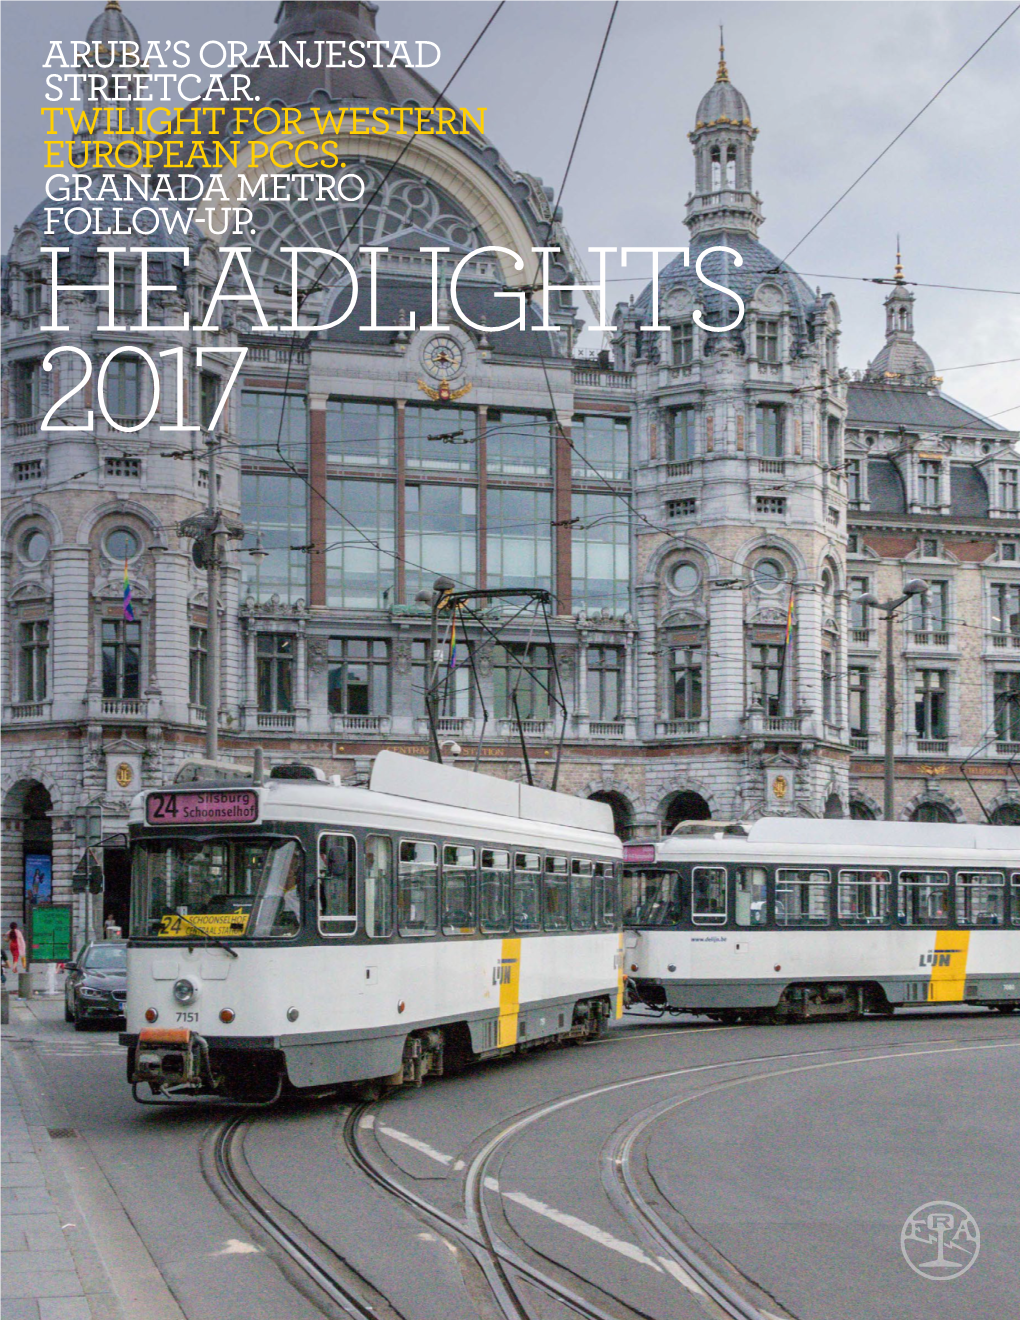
[622,869,680,926]
[735,867,767,927]
[692,867,727,926]
[898,871,950,926]
[1013,874,1020,926]
[480,850,511,933]
[956,872,1005,927]
[365,834,393,938]
[601,863,621,928]
[545,856,569,931]
[398,840,439,937]
[838,870,890,926]
[442,845,477,935]
[317,833,357,936]
[776,869,830,927]
[514,852,542,932]
[571,859,594,930]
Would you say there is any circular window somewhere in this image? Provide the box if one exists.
[20,528,50,564]
[671,563,700,595]
[104,528,140,561]
[753,558,786,591]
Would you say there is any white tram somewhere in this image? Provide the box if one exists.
[123,753,624,1102]
[623,818,1020,1022]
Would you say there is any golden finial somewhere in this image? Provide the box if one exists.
[106,0,123,9]
[716,25,729,82]
[894,235,905,284]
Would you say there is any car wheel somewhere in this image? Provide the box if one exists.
[64,997,74,1023]
[73,1008,87,1031]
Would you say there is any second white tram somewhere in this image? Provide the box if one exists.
[623,818,1020,1021]
[123,753,624,1101]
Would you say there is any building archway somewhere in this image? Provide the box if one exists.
[850,798,878,821]
[824,793,843,819]
[910,801,955,824]
[588,791,634,840]
[662,790,711,834]
[989,801,1020,826]
[3,780,53,926]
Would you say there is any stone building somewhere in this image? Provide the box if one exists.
[3,0,1018,945]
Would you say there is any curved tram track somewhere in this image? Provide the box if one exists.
[206,1019,1020,1320]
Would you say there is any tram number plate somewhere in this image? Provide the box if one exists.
[146,790,258,825]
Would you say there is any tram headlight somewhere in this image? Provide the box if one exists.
[173,978,197,1005]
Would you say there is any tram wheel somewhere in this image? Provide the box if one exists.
[995,1004,1017,1014]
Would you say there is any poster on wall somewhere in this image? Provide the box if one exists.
[24,853,53,907]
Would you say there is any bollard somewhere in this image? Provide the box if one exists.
[18,972,34,999]
[1,988,9,1024]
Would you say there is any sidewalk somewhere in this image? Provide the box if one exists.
[2,997,124,1320]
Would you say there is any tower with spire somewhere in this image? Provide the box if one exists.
[863,244,936,385]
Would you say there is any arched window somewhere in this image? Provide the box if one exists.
[824,793,843,819]
[898,307,909,330]
[725,147,736,189]
[850,800,877,821]
[663,790,711,833]
[710,148,721,192]
[910,801,954,824]
[990,802,1020,826]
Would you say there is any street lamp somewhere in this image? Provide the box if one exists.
[415,576,457,762]
[853,579,929,820]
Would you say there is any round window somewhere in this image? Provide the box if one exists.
[21,528,50,564]
[104,528,140,561]
[671,563,700,595]
[753,558,786,590]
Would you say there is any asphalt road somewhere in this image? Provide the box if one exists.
[6,1000,1018,1320]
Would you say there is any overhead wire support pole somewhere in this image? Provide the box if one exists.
[205,437,220,761]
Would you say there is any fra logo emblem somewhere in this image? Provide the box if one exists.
[900,1202,980,1280]
[492,958,516,986]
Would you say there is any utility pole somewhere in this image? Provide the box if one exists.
[415,576,456,762]
[854,580,928,820]
[205,438,220,761]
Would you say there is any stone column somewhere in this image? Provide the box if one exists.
[707,581,744,737]
[575,630,589,717]
[294,618,309,732]
[308,394,327,607]
[242,619,257,726]
[152,547,190,722]
[622,627,637,721]
[634,583,658,739]
[795,581,823,736]
[51,547,91,722]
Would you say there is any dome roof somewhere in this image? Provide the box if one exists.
[85,1,139,48]
[634,231,816,338]
[695,75,752,129]
[865,336,935,382]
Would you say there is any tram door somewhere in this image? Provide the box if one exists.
[102,848,131,937]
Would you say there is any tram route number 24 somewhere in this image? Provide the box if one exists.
[39,346,248,433]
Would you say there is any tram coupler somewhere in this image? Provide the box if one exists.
[131,1027,216,1095]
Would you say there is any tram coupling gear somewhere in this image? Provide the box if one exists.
[132,1027,217,1095]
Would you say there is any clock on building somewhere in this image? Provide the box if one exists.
[422,335,463,380]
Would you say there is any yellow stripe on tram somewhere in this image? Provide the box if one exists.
[928,930,971,1003]
[497,936,522,1048]
[615,932,625,1019]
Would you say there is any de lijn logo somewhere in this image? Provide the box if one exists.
[900,1202,980,1280]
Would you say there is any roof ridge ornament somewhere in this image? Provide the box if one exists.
[895,234,905,284]
[716,25,729,82]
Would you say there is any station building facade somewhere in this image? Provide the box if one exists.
[3,0,1018,941]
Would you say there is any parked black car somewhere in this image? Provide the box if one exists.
[64,942,127,1029]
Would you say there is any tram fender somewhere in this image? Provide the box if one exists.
[281,1032,407,1088]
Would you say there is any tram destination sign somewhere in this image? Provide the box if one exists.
[146,790,259,826]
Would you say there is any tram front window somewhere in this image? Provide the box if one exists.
[622,869,680,926]
[132,838,304,939]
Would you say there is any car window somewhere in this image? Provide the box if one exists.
[84,945,126,970]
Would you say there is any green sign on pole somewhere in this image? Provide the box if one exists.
[28,906,73,964]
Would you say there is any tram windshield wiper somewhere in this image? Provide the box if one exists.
[166,910,239,958]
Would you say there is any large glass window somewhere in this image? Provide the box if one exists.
[241,472,308,604]
[994,672,1020,740]
[327,638,389,716]
[671,645,703,721]
[572,415,629,480]
[480,849,511,933]
[326,399,395,467]
[587,646,621,721]
[692,866,727,925]
[672,321,695,366]
[494,643,552,721]
[240,391,306,462]
[105,357,141,419]
[405,483,477,600]
[411,639,473,719]
[442,845,477,934]
[751,643,785,716]
[405,404,475,472]
[113,264,136,319]
[849,667,870,738]
[999,468,1019,512]
[189,626,207,706]
[846,457,862,503]
[513,852,542,931]
[131,837,303,939]
[822,650,835,723]
[917,460,942,508]
[318,833,356,935]
[838,870,890,925]
[850,577,871,630]
[487,411,552,476]
[910,580,948,633]
[776,869,830,926]
[102,620,140,699]
[12,360,42,419]
[668,408,697,461]
[914,670,947,739]
[18,621,48,702]
[755,404,784,457]
[256,633,294,712]
[571,492,629,615]
[899,870,950,925]
[487,488,552,592]
[755,320,779,363]
[365,834,393,938]
[200,372,220,430]
[990,584,1020,635]
[325,478,396,609]
[398,840,438,936]
[622,869,680,926]
[956,872,1005,927]
[735,866,767,927]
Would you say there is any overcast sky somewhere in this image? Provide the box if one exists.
[3,0,1018,425]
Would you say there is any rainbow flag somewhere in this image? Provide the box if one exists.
[448,614,458,670]
[122,560,135,622]
[784,589,795,645]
